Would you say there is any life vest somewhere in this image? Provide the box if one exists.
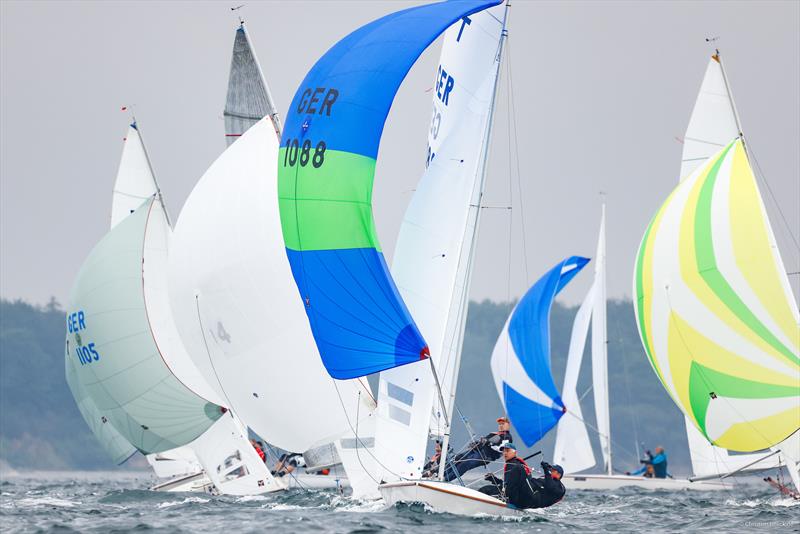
[505,456,531,476]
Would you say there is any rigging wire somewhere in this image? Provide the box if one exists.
[746,140,800,254]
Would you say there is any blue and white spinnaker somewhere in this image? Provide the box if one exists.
[490,256,590,446]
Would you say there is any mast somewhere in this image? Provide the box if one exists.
[436,2,510,481]
[595,202,611,475]
[239,23,282,139]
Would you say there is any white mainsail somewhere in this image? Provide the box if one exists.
[680,54,741,180]
[110,122,166,229]
[591,206,612,474]
[374,3,507,483]
[552,282,597,474]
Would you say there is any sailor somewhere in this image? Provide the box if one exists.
[256,441,269,464]
[444,416,513,481]
[272,452,305,477]
[422,440,453,478]
[478,444,566,509]
[250,439,266,462]
[626,446,669,478]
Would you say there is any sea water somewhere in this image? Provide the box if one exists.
[0,471,797,533]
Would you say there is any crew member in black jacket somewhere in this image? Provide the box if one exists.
[443,416,513,481]
[478,444,566,509]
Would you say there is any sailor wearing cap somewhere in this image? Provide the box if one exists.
[479,443,566,509]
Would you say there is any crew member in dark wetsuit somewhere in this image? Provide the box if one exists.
[444,416,513,481]
[272,452,305,477]
[478,444,566,510]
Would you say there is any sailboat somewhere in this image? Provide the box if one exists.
[633,49,800,493]
[167,22,376,494]
[276,0,522,514]
[65,119,282,496]
[547,206,727,490]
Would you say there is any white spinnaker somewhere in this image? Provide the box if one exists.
[143,189,227,408]
[224,24,280,144]
[374,3,507,483]
[65,346,137,465]
[111,123,164,229]
[590,206,612,474]
[68,199,222,454]
[680,56,740,180]
[169,117,372,453]
[553,283,597,474]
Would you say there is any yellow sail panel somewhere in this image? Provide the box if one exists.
[676,143,791,368]
[711,403,800,451]
[634,138,800,452]
[728,143,800,353]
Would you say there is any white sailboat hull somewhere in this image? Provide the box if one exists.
[379,481,521,517]
[283,473,350,490]
[150,471,214,493]
[562,474,729,491]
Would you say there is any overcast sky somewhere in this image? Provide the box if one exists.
[1,0,798,309]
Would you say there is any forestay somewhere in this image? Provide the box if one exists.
[490,256,589,446]
[633,138,800,452]
[278,0,502,380]
[67,198,223,454]
[223,24,279,144]
[169,117,373,454]
[375,1,507,481]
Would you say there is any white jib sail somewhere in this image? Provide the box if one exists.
[110,123,164,229]
[553,283,597,474]
[168,117,373,454]
[680,55,740,180]
[374,3,507,482]
[223,24,280,144]
[591,205,612,474]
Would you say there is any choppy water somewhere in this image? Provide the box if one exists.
[1,471,797,533]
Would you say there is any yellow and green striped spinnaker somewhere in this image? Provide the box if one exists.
[633,138,800,452]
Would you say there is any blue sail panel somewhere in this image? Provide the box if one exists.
[504,383,564,447]
[278,0,502,379]
[508,256,590,401]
